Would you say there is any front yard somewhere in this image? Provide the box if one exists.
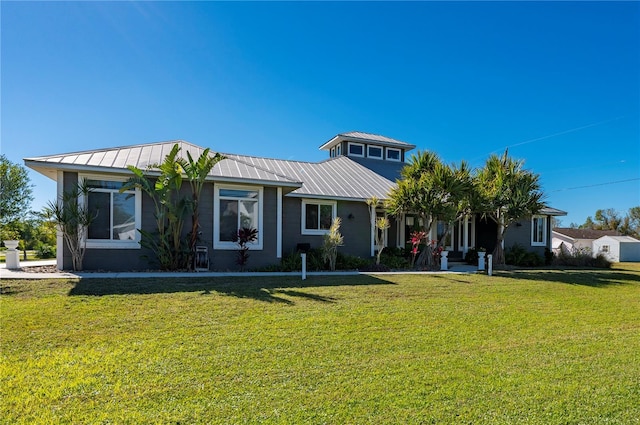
[2,265,639,423]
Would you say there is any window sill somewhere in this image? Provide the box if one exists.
[86,241,141,249]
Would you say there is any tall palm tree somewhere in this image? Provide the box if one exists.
[475,150,545,265]
[387,150,472,268]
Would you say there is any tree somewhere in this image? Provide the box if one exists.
[45,182,96,271]
[122,144,187,270]
[621,206,640,238]
[322,217,344,271]
[579,206,640,238]
[180,148,225,268]
[475,150,545,266]
[387,150,472,268]
[0,155,34,227]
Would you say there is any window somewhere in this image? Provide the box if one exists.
[214,185,263,249]
[602,245,610,253]
[330,147,336,158]
[348,142,364,157]
[302,199,336,235]
[335,144,341,156]
[531,216,547,246]
[82,177,141,249]
[367,145,383,159]
[386,148,401,162]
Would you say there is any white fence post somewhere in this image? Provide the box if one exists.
[487,254,493,276]
[301,253,307,280]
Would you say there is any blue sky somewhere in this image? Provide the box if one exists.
[2,1,639,226]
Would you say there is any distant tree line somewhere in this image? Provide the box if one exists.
[566,207,640,239]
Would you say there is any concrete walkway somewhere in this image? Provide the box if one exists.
[1,260,479,280]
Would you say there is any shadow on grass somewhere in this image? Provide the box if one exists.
[68,274,394,304]
[494,268,640,287]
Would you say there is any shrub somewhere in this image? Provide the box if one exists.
[505,244,543,267]
[553,247,612,268]
[335,252,370,271]
[465,248,479,265]
[544,247,554,266]
[379,248,410,270]
[35,243,56,259]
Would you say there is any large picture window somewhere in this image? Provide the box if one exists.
[302,199,336,235]
[214,185,263,249]
[82,177,141,249]
[531,215,547,246]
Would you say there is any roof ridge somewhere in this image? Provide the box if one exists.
[24,139,200,160]
[222,156,302,183]
[223,152,320,165]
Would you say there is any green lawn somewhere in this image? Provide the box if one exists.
[2,265,639,424]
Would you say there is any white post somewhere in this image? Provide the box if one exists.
[301,253,307,281]
[4,240,20,269]
[440,250,448,271]
[478,251,486,271]
[487,254,493,276]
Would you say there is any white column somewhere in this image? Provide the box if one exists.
[487,254,493,276]
[463,216,469,255]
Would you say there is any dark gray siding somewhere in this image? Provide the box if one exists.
[503,216,551,257]
[60,172,78,270]
[210,185,280,271]
[281,198,372,259]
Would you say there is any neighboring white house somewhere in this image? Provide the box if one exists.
[552,228,620,254]
[592,235,640,262]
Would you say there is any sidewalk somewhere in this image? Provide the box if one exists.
[1,259,479,279]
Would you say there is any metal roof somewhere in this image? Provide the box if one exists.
[24,140,301,188]
[226,154,397,200]
[319,131,416,151]
[540,207,567,216]
[552,228,620,240]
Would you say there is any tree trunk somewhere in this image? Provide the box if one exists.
[493,221,506,265]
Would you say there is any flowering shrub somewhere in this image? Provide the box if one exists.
[408,231,427,268]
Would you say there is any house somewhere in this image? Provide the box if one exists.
[592,235,640,262]
[25,131,565,271]
[552,228,620,254]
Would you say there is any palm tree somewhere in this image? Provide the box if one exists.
[387,151,472,268]
[180,148,225,268]
[475,150,545,265]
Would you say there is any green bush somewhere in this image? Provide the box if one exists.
[465,248,479,265]
[379,248,410,270]
[35,243,56,259]
[553,247,612,268]
[505,244,544,267]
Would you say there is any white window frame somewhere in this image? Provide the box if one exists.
[386,148,401,162]
[80,174,142,249]
[347,142,365,158]
[214,184,264,250]
[367,145,383,160]
[531,215,547,246]
[335,144,341,156]
[601,245,610,253]
[330,147,336,158]
[301,199,337,235]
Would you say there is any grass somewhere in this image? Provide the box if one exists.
[1,264,639,424]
